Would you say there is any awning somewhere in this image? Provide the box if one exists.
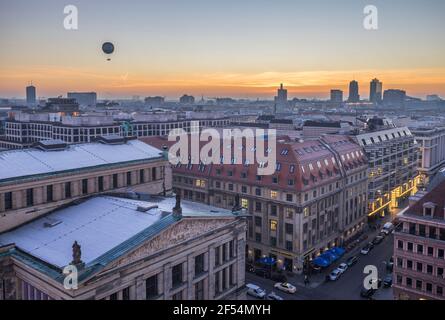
[257,257,276,266]
[312,257,330,267]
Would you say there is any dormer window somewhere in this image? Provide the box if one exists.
[423,202,436,217]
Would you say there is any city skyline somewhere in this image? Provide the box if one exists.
[1,0,445,99]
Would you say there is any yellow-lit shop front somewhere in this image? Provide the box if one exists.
[368,176,421,219]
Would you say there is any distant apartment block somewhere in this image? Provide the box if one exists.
[393,180,445,300]
[383,89,406,108]
[67,92,97,107]
[0,137,171,232]
[144,134,368,274]
[348,80,360,103]
[330,90,343,104]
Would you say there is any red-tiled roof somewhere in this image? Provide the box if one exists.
[141,134,367,192]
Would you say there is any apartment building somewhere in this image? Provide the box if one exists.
[143,134,368,274]
[354,124,419,218]
[410,126,445,186]
[0,195,246,300]
[0,136,171,233]
[393,180,445,300]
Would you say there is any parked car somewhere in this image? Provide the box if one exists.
[383,274,393,288]
[360,287,376,299]
[329,268,342,281]
[381,222,394,235]
[372,235,384,245]
[346,256,358,266]
[255,268,271,279]
[361,245,372,255]
[246,284,266,299]
[267,291,284,300]
[274,282,297,294]
[337,263,348,274]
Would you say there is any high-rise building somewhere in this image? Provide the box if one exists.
[370,78,383,104]
[274,83,289,113]
[383,89,406,108]
[348,80,360,103]
[26,85,36,105]
[330,90,343,103]
[67,92,97,107]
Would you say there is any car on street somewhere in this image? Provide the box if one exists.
[346,256,358,266]
[329,268,342,281]
[274,282,297,294]
[246,284,266,299]
[361,245,372,255]
[267,291,284,300]
[383,274,393,288]
[381,222,394,235]
[372,235,384,245]
[337,263,348,274]
[360,287,376,299]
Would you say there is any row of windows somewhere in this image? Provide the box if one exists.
[2,167,160,211]
[396,274,444,297]
[397,240,445,258]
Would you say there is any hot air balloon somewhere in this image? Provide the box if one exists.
[102,42,115,61]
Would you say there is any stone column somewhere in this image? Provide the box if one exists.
[163,263,172,300]
[208,245,216,299]
[135,275,145,300]
[187,254,194,300]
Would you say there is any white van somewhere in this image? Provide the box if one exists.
[381,222,394,235]
[246,283,266,299]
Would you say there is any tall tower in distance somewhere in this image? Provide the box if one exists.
[370,78,383,104]
[274,83,288,114]
[348,80,360,103]
[26,83,36,105]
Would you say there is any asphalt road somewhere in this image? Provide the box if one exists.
[246,232,395,300]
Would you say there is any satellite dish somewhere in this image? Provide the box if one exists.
[102,42,115,61]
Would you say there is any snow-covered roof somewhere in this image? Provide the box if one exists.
[0,140,163,182]
[0,196,234,268]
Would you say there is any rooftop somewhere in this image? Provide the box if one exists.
[0,195,235,268]
[0,139,163,183]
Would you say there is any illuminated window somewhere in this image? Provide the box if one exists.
[270,190,278,199]
[195,179,206,188]
[270,220,278,231]
[303,207,309,217]
[241,198,249,209]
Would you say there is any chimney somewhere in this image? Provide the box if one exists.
[172,194,182,219]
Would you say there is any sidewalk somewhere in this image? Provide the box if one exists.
[289,214,393,289]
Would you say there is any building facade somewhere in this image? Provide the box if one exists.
[0,137,171,233]
[354,125,419,218]
[143,134,368,274]
[0,195,247,300]
[393,180,445,300]
[0,112,231,149]
[410,126,445,186]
